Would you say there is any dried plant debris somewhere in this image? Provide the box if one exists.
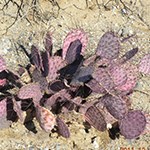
[0,29,149,140]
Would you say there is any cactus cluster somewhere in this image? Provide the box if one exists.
[0,29,149,139]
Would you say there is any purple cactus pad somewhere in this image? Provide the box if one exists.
[47,56,66,81]
[93,67,115,93]
[0,55,7,72]
[44,32,53,55]
[96,32,120,60]
[119,110,146,139]
[100,94,128,120]
[62,29,88,59]
[85,105,107,132]
[18,83,43,105]
[139,53,150,75]
[65,39,82,64]
[56,117,70,138]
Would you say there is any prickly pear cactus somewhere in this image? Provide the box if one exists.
[0,98,18,129]
[44,31,53,54]
[62,29,88,59]
[56,117,70,138]
[84,105,107,132]
[0,99,12,129]
[108,63,127,88]
[30,45,43,70]
[65,39,82,64]
[100,94,128,120]
[121,48,138,63]
[0,79,6,86]
[0,29,149,140]
[0,55,7,86]
[47,56,66,81]
[36,105,56,132]
[139,53,150,75]
[119,110,146,139]
[0,55,6,72]
[96,32,120,60]
[86,79,106,94]
[117,63,138,92]
[0,99,7,119]
[18,83,43,105]
[93,67,115,93]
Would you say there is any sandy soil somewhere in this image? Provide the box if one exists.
[0,0,150,149]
